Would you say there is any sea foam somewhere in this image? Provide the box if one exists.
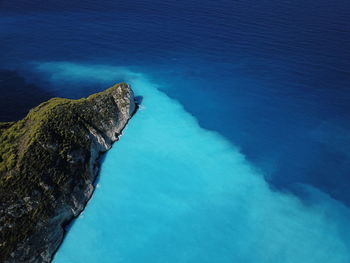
[39,62,350,263]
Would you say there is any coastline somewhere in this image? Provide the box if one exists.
[51,101,139,263]
[0,83,138,263]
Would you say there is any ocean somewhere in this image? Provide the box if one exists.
[1,0,350,262]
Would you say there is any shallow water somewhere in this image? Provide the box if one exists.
[1,0,350,261]
[51,67,350,263]
[1,0,350,204]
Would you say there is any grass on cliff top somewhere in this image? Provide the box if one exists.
[0,82,129,173]
[0,83,130,261]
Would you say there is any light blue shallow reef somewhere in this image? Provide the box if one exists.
[37,63,350,263]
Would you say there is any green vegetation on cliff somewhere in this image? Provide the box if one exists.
[0,83,134,262]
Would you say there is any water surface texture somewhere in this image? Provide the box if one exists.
[1,0,350,261]
[50,66,350,263]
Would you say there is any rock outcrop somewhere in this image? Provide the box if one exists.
[0,83,137,262]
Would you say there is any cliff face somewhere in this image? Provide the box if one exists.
[0,83,136,262]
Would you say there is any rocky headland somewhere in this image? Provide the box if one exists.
[0,83,137,262]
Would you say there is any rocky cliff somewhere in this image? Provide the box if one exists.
[0,83,137,262]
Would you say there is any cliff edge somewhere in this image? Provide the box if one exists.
[0,83,136,262]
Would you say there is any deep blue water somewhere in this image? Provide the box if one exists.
[1,0,350,261]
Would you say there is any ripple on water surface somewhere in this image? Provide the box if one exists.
[45,63,350,263]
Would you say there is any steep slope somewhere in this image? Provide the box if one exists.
[0,83,136,262]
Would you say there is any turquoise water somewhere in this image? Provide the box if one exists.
[1,0,350,261]
[49,64,350,263]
